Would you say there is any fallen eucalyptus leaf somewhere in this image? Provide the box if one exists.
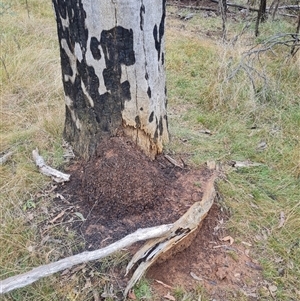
[155,279,172,289]
[164,292,176,301]
[74,212,86,221]
[128,290,136,300]
[190,272,203,281]
[241,241,252,247]
[220,236,234,245]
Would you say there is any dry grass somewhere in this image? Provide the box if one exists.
[1,1,300,300]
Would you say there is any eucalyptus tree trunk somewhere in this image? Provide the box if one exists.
[52,0,168,159]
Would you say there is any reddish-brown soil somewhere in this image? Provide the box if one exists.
[54,136,262,300]
[147,203,262,300]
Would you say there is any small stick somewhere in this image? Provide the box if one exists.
[32,149,70,183]
[0,151,13,165]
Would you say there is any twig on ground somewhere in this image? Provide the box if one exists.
[32,149,70,183]
[164,154,184,168]
[0,151,14,165]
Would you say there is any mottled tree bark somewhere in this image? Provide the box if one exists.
[52,0,169,159]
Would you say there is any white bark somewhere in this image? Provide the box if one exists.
[53,0,168,158]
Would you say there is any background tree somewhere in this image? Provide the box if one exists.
[52,0,169,159]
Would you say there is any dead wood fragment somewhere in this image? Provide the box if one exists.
[230,160,263,168]
[209,0,259,12]
[167,3,218,12]
[124,176,216,297]
[164,154,184,168]
[0,151,13,165]
[0,224,173,294]
[32,149,70,183]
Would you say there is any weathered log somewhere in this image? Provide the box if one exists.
[0,224,173,294]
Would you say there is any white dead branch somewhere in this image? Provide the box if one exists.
[0,174,216,299]
[124,176,216,296]
[164,154,184,168]
[0,224,173,294]
[230,160,263,168]
[32,149,70,183]
[0,151,14,165]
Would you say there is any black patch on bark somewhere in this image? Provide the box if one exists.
[100,26,135,93]
[149,111,154,123]
[153,0,166,61]
[154,128,158,141]
[140,107,143,111]
[135,115,141,128]
[52,0,137,157]
[161,52,165,65]
[140,4,145,31]
[159,116,163,135]
[121,80,131,101]
[145,72,149,80]
[60,47,73,78]
[147,87,152,98]
[90,37,101,60]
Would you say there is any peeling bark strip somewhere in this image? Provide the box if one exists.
[124,175,216,296]
[52,0,169,159]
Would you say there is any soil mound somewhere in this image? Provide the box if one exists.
[55,136,262,300]
[59,136,213,249]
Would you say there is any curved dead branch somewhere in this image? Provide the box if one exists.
[124,176,216,297]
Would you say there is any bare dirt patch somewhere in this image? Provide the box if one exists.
[54,136,262,300]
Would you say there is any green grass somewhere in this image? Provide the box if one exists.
[1,1,300,301]
[166,10,300,301]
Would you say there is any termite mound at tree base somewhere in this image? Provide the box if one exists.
[58,135,214,250]
[54,135,262,300]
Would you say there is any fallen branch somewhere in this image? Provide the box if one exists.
[0,224,173,294]
[278,12,299,18]
[164,154,184,168]
[0,170,216,298]
[277,5,300,10]
[167,3,218,11]
[209,0,259,12]
[32,149,70,183]
[0,151,13,165]
[124,175,216,297]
